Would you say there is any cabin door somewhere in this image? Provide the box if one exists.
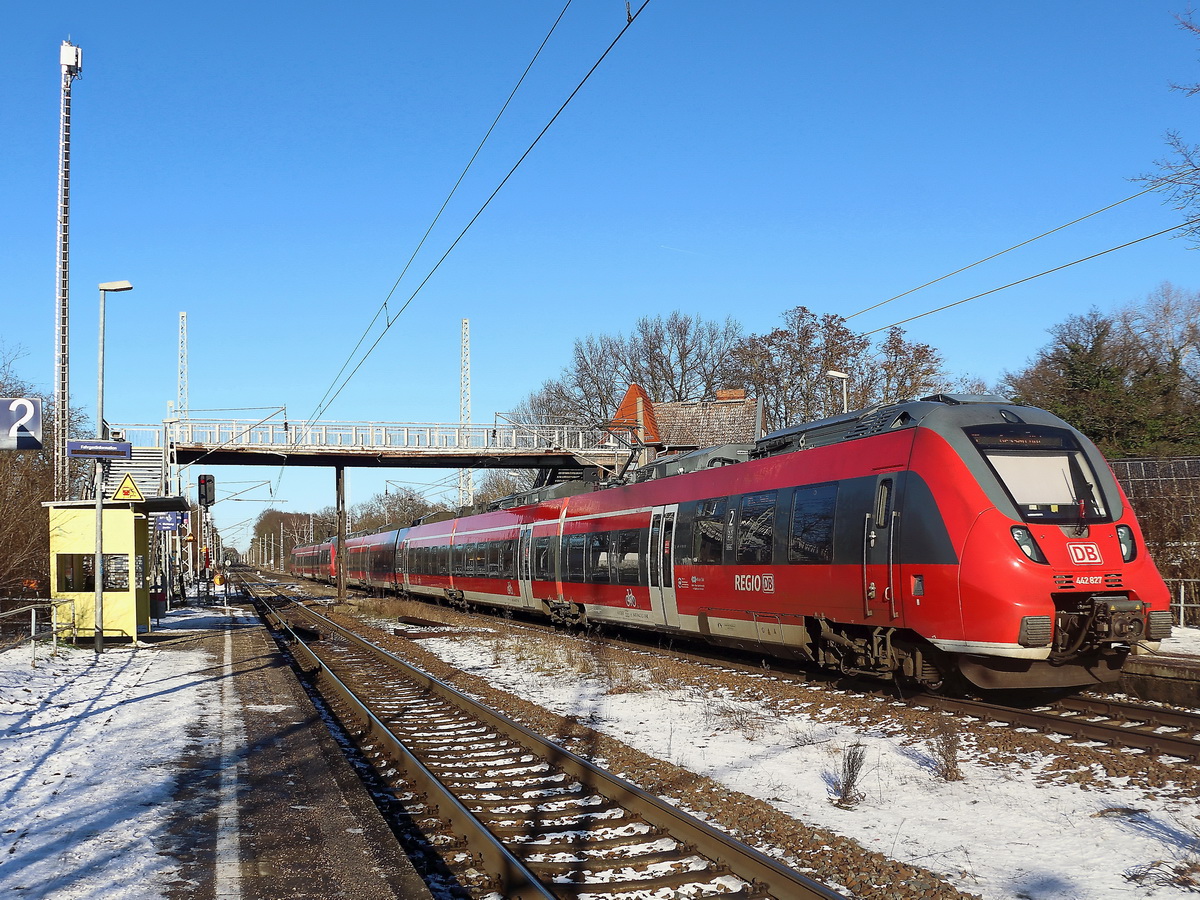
[648,505,681,628]
[517,525,535,608]
[861,476,902,622]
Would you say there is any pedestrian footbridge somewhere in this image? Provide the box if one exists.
[111,417,631,471]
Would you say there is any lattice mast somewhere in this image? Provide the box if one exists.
[177,312,189,420]
[53,40,82,501]
[175,312,192,586]
[458,318,474,507]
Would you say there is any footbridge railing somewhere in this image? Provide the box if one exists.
[111,418,630,468]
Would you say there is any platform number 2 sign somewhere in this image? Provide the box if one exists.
[0,398,43,450]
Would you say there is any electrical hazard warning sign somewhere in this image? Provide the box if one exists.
[110,474,145,502]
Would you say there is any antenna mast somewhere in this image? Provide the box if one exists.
[54,40,82,500]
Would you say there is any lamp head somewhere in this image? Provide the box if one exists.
[98,280,133,292]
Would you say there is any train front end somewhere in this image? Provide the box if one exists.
[915,401,1173,690]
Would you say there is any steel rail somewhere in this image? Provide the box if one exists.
[248,583,843,900]
[275,571,1200,766]
[254,592,555,900]
[1056,695,1200,729]
[911,694,1200,762]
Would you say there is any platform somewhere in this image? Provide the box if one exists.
[1120,648,1200,707]
[0,601,433,899]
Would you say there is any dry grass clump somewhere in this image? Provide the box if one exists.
[354,595,457,624]
[929,720,963,782]
[827,742,868,808]
[706,700,768,741]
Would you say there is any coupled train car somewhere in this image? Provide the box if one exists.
[288,394,1172,692]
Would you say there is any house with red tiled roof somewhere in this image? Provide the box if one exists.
[606,385,762,460]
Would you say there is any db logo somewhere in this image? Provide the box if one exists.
[1067,543,1104,566]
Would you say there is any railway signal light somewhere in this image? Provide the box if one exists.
[198,474,215,507]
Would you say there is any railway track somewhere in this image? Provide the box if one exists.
[263,569,1200,764]
[239,574,844,900]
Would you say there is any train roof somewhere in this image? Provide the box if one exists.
[443,393,1053,513]
[752,393,1018,458]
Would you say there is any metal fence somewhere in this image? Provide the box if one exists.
[0,601,75,660]
[1165,578,1200,629]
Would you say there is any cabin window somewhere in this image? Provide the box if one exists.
[736,491,777,565]
[788,483,838,564]
[967,424,1110,523]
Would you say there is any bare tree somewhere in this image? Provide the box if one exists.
[473,469,524,506]
[1115,282,1200,404]
[728,307,947,432]
[351,485,442,532]
[513,312,744,426]
[0,345,90,594]
[1142,13,1200,245]
[860,326,949,407]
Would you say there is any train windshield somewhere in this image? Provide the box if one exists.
[965,424,1109,523]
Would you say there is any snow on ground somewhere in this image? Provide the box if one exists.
[0,607,232,900]
[414,626,1200,900]
[0,609,1196,900]
[1162,625,1200,657]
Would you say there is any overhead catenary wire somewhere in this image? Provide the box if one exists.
[303,1,576,427]
[860,215,1200,337]
[302,0,652,429]
[265,2,617,509]
[847,167,1200,322]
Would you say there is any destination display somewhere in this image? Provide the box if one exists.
[67,440,132,459]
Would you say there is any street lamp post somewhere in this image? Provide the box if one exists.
[94,280,133,653]
[826,370,850,415]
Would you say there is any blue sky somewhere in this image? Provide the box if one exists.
[3,2,1197,548]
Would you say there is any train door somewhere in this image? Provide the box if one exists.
[861,476,902,622]
[648,505,681,628]
[517,524,534,608]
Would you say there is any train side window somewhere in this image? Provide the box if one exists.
[616,529,641,584]
[500,539,516,579]
[788,483,838,564]
[586,533,611,583]
[736,491,777,565]
[533,536,552,581]
[691,498,727,565]
[874,480,893,529]
[564,533,586,582]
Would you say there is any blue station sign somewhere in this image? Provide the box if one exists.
[0,397,43,450]
[153,511,187,531]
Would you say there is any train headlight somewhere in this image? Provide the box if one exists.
[1116,525,1137,562]
[1011,526,1047,564]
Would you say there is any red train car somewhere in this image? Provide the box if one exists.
[291,395,1172,691]
[287,539,336,583]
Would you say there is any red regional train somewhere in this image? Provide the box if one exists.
[288,394,1173,692]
